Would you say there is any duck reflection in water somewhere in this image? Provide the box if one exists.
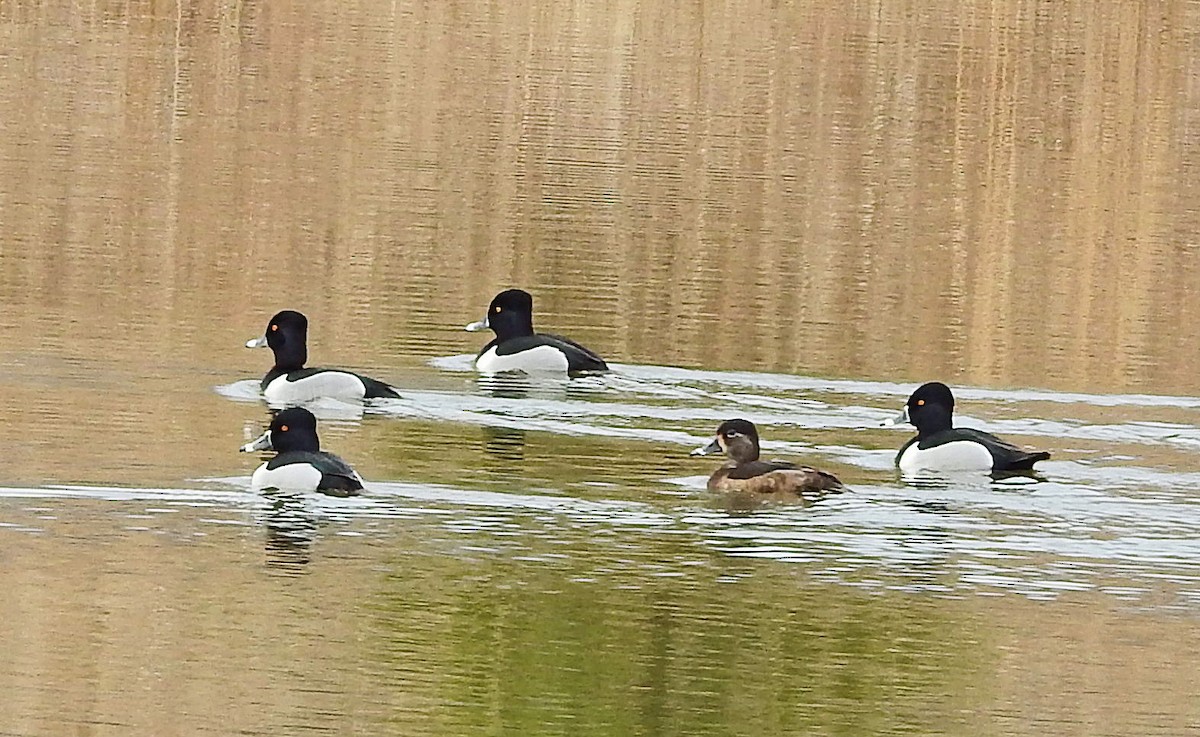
[483,425,526,462]
[261,489,318,574]
[476,371,608,401]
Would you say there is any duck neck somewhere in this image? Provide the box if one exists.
[727,439,760,465]
[491,313,534,341]
[914,406,953,439]
[276,432,319,454]
[271,338,307,373]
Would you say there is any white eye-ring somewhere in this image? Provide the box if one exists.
[726,430,742,438]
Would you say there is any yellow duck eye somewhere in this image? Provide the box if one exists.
[493,306,502,314]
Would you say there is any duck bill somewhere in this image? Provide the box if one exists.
[690,438,723,457]
[881,406,910,427]
[245,336,269,349]
[464,317,489,332]
[240,429,273,453]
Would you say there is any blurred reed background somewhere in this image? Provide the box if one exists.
[0,0,1195,394]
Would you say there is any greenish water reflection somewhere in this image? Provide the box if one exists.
[371,555,984,736]
[0,480,1195,736]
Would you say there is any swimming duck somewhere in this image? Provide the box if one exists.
[246,310,400,403]
[465,289,608,375]
[240,407,363,496]
[691,419,844,498]
[890,382,1050,473]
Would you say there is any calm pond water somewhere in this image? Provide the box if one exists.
[2,0,1200,735]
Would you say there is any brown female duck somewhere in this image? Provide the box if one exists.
[691,419,844,499]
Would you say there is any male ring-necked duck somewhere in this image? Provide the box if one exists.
[889,382,1050,473]
[691,419,844,498]
[246,310,400,403]
[465,289,608,375]
[240,407,363,496]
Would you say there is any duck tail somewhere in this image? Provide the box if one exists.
[362,377,401,399]
[805,467,846,492]
[1009,451,1050,471]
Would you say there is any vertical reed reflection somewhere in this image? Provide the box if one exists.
[0,0,1195,395]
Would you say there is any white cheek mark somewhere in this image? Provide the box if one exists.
[898,441,994,473]
[475,345,569,374]
[263,372,367,403]
[250,462,324,492]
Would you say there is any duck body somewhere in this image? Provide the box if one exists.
[706,459,845,495]
[241,407,364,496]
[259,366,398,405]
[466,290,608,375]
[247,310,399,403]
[892,382,1050,474]
[250,450,363,496]
[473,334,606,374]
[693,419,844,500]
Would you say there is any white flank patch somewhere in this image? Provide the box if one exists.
[898,440,994,473]
[250,462,324,492]
[475,345,569,374]
[263,372,367,403]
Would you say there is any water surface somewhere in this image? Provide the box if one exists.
[1,0,1199,735]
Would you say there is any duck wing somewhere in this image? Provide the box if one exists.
[540,333,610,374]
[725,466,844,497]
[730,460,844,492]
[727,459,796,480]
[710,459,844,498]
[946,428,1050,471]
